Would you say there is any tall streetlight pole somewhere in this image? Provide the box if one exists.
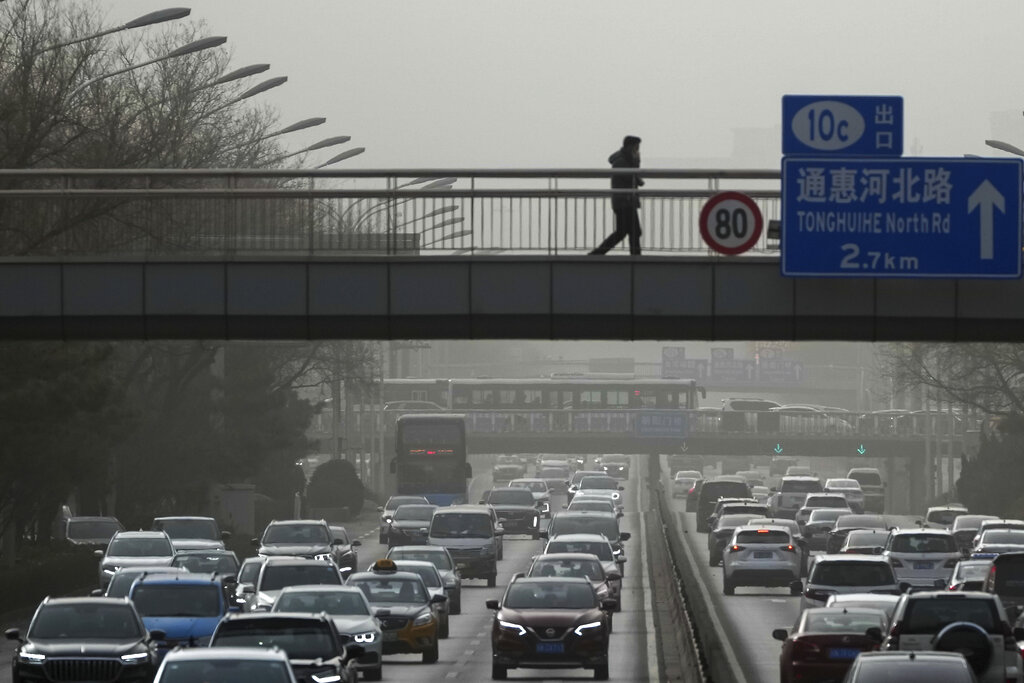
[209,76,288,114]
[315,147,365,169]
[65,35,228,101]
[36,7,192,54]
[985,139,1024,157]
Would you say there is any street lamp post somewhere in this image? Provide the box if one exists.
[65,35,228,101]
[985,139,1024,157]
[36,7,192,54]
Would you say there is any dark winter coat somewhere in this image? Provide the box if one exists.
[609,148,644,210]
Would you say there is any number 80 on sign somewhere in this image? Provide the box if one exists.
[698,191,764,255]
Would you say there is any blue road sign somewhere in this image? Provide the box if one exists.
[782,157,1024,278]
[636,411,687,438]
[758,359,804,384]
[783,95,903,156]
[711,358,757,383]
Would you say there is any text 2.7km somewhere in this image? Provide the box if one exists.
[839,243,919,271]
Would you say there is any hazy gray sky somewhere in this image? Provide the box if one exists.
[101,1,1024,169]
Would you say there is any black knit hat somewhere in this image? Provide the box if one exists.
[623,135,641,146]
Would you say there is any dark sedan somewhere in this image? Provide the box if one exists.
[487,576,612,680]
[772,607,886,683]
[480,488,542,538]
[384,504,438,548]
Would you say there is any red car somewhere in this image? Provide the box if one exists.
[772,606,886,683]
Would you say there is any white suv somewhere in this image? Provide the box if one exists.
[795,493,851,529]
[883,528,961,590]
[884,591,1024,683]
[721,525,802,596]
[800,555,901,610]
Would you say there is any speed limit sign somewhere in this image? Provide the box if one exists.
[698,191,764,255]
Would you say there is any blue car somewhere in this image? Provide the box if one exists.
[129,572,237,659]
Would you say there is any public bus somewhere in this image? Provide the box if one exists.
[392,413,471,506]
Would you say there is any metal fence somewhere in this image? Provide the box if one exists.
[0,168,781,256]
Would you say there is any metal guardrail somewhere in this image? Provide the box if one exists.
[0,168,781,256]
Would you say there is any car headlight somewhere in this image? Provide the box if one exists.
[311,673,342,683]
[573,621,602,636]
[353,631,378,643]
[532,516,539,528]
[611,492,620,500]
[498,620,527,636]
[413,611,434,626]
[120,652,149,665]
[18,651,45,664]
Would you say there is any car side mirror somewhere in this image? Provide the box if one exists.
[221,531,232,540]
[4,628,20,642]
[93,549,104,558]
[538,531,548,539]
[562,504,568,509]
[606,572,621,581]
[772,628,788,642]
[430,594,448,604]
[478,500,486,505]
[865,626,883,642]
[620,532,631,542]
[352,540,361,547]
[616,557,627,564]
[617,486,624,491]
[485,599,500,610]
[148,629,166,642]
[494,529,504,537]
[250,537,259,547]
[376,506,384,513]
[617,512,624,518]
[601,600,617,611]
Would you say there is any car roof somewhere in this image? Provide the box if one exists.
[277,585,363,595]
[781,475,820,481]
[265,519,327,526]
[162,646,291,662]
[901,590,998,601]
[555,511,617,519]
[511,576,591,586]
[392,560,441,572]
[221,612,334,624]
[173,549,236,556]
[113,566,189,576]
[112,530,169,539]
[68,516,121,522]
[434,505,492,514]
[153,516,216,521]
[42,596,134,607]
[347,570,424,583]
[890,527,954,536]
[828,592,900,603]
[547,533,613,544]
[262,557,336,567]
[734,524,792,534]
[533,553,602,562]
[812,554,892,564]
[387,545,449,553]
[134,572,220,586]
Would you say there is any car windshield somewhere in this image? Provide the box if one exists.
[429,513,492,538]
[849,471,883,487]
[811,562,894,587]
[903,598,998,634]
[503,582,597,609]
[837,515,886,529]
[546,540,613,561]
[802,611,885,633]
[259,565,340,591]
[263,524,330,545]
[530,559,604,581]
[30,604,141,639]
[579,477,617,490]
[846,531,887,546]
[238,561,263,584]
[781,480,822,493]
[153,519,219,540]
[981,530,1024,545]
[397,564,441,588]
[350,577,427,604]
[486,489,535,505]
[550,516,619,539]
[394,505,437,521]
[272,590,369,616]
[107,537,173,557]
[212,620,337,660]
[330,528,349,544]
[569,501,613,513]
[891,534,957,553]
[156,659,293,683]
[132,584,222,617]
[827,479,861,489]
[808,509,847,523]
[388,549,453,571]
[736,529,790,544]
[806,497,848,508]
[171,554,238,574]
[511,481,546,493]
[387,497,429,510]
[66,520,120,540]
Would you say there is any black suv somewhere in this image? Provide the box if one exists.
[210,612,361,683]
[480,488,541,539]
[252,519,347,566]
[6,597,161,682]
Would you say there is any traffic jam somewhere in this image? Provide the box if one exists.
[671,457,1024,683]
[5,455,634,682]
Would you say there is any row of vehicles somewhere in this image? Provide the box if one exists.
[674,458,1024,681]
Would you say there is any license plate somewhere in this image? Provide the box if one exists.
[913,561,933,570]
[828,648,860,660]
[536,642,565,654]
[383,632,398,642]
[753,551,773,559]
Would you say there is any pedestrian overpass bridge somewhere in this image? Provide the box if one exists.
[0,168,1021,341]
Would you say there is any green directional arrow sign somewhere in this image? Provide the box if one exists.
[774,444,783,454]
[857,444,866,455]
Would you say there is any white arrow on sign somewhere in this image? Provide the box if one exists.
[968,179,1005,261]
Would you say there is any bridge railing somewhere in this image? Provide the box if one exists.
[362,408,968,439]
[0,168,780,256]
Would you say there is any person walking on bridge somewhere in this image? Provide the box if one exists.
[590,135,644,255]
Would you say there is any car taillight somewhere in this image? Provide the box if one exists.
[730,545,745,552]
[781,545,796,553]
[792,639,822,658]
[688,487,695,494]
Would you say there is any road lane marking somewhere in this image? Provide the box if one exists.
[639,463,659,681]
[446,672,459,679]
